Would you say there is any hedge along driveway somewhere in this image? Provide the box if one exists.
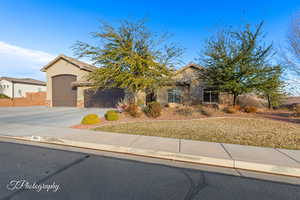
[94,118,300,150]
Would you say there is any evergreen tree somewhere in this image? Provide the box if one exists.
[200,22,275,105]
[73,20,183,102]
[257,65,285,109]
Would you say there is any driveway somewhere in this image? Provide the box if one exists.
[0,106,108,137]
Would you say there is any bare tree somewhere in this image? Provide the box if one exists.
[282,12,300,94]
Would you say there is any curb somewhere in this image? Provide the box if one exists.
[1,135,300,178]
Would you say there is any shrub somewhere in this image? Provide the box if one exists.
[81,114,101,125]
[200,107,215,117]
[144,102,162,118]
[244,106,258,113]
[137,99,144,107]
[233,105,241,111]
[0,94,10,99]
[204,103,220,110]
[295,104,300,117]
[175,106,193,116]
[224,106,238,114]
[126,103,142,117]
[105,110,119,121]
[117,98,130,112]
[237,95,264,108]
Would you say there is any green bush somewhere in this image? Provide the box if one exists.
[0,94,10,99]
[137,99,144,107]
[126,103,142,117]
[81,114,101,125]
[144,102,162,118]
[105,110,119,121]
[243,106,258,113]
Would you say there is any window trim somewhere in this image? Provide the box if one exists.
[202,88,219,104]
[168,88,182,104]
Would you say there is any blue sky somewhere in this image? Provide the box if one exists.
[0,0,300,82]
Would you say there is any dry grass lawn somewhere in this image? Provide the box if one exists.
[95,118,300,150]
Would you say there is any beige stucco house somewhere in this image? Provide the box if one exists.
[41,54,227,108]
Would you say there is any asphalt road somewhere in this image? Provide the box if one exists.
[0,140,300,200]
[0,106,108,136]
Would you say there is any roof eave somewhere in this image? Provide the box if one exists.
[40,54,97,72]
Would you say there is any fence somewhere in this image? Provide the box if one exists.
[0,92,46,107]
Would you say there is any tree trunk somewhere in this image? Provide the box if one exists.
[130,90,138,104]
[267,95,271,109]
[233,94,238,106]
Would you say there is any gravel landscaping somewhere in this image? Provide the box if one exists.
[94,118,300,150]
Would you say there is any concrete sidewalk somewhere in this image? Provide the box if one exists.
[3,129,300,177]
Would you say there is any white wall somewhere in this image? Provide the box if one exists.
[13,83,46,98]
[0,80,13,97]
[0,80,46,98]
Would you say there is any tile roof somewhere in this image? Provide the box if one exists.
[175,63,204,74]
[41,54,97,72]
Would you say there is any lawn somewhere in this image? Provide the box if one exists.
[94,118,300,150]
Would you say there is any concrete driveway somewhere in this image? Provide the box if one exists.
[0,106,108,137]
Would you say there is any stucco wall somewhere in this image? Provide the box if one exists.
[0,80,13,97]
[44,58,90,106]
[0,80,45,98]
[13,83,46,98]
[156,67,204,105]
[173,67,201,81]
[157,86,171,105]
[157,86,190,105]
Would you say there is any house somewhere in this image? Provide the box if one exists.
[281,96,300,109]
[0,77,46,98]
[41,54,231,108]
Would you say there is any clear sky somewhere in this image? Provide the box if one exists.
[0,0,300,81]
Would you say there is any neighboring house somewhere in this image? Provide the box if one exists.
[0,77,46,98]
[281,96,300,109]
[283,96,300,105]
[41,54,230,108]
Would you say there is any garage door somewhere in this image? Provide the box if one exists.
[52,75,77,107]
[84,88,125,108]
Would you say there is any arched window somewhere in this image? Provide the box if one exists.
[168,88,182,103]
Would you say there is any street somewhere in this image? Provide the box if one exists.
[0,140,299,200]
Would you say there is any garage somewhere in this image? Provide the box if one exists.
[42,54,124,108]
[52,75,77,107]
[84,88,125,108]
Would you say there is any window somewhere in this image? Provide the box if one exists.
[168,88,182,103]
[203,89,219,103]
[146,92,156,104]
